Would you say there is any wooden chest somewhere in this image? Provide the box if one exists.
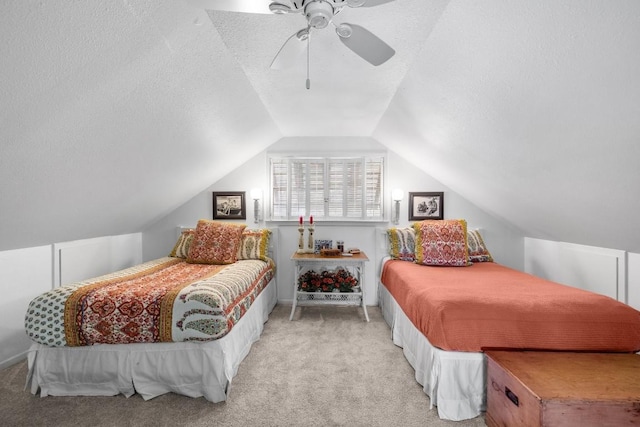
[485,351,640,427]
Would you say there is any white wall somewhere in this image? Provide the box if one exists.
[627,252,640,311]
[524,238,637,308]
[0,233,141,369]
[143,137,526,305]
[53,234,142,287]
[0,245,51,369]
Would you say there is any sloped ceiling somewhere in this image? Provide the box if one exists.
[374,0,640,252]
[1,0,639,253]
[0,0,280,250]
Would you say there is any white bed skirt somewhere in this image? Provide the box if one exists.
[378,282,486,421]
[26,278,277,402]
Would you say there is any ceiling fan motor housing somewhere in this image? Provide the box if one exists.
[304,1,334,29]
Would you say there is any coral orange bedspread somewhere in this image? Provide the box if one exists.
[380,260,640,352]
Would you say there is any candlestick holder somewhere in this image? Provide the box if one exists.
[306,224,315,253]
[297,226,305,253]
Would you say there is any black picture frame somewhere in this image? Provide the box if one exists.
[409,192,444,221]
[213,192,246,220]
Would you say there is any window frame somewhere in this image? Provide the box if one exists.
[267,153,386,223]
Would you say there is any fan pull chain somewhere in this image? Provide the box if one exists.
[306,30,311,89]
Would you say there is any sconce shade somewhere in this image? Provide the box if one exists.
[250,188,262,200]
[392,188,404,201]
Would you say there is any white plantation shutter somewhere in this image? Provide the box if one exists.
[270,159,288,218]
[365,159,383,217]
[328,161,344,217]
[269,155,384,221]
[308,160,325,217]
[290,160,307,216]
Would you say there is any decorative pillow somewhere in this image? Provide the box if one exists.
[170,229,194,258]
[413,219,469,267]
[187,220,246,265]
[387,227,416,261]
[467,228,494,263]
[237,229,271,261]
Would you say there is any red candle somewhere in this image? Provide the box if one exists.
[310,216,313,225]
[299,216,303,225]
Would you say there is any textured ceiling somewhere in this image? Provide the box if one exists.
[1,0,640,254]
[202,0,449,136]
[0,0,280,249]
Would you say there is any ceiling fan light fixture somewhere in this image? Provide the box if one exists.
[269,2,292,14]
[346,0,366,7]
[336,23,353,38]
[296,28,310,41]
[304,1,334,29]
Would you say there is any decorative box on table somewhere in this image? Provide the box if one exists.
[320,248,342,257]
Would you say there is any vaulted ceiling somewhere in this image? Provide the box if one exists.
[1,0,639,253]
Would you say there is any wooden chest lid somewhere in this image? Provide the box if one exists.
[485,350,640,401]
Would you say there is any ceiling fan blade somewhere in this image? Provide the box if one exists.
[347,0,395,7]
[337,24,395,66]
[361,0,395,6]
[270,28,308,69]
[185,0,273,14]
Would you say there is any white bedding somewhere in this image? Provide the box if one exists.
[26,278,277,402]
[378,281,486,421]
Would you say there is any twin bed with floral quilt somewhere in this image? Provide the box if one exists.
[24,220,276,402]
[380,219,640,421]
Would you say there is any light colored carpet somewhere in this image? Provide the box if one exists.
[0,304,486,426]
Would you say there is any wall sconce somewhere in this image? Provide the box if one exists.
[392,189,404,225]
[250,188,262,224]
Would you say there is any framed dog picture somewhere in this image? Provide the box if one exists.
[409,192,444,221]
[213,192,246,220]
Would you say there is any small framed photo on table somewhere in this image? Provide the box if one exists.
[213,192,246,220]
[314,240,333,254]
[409,192,444,221]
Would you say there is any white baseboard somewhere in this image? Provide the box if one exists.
[0,351,27,371]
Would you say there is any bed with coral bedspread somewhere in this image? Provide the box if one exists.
[25,220,277,402]
[379,221,640,421]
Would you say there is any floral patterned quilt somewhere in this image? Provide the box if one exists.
[25,257,274,347]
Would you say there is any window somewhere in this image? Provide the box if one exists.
[269,155,385,221]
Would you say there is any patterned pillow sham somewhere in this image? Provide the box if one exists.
[170,229,194,258]
[237,229,271,261]
[413,219,469,267]
[187,220,246,265]
[467,228,494,263]
[387,227,416,261]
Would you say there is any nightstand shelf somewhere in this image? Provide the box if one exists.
[290,251,369,321]
[295,291,362,304]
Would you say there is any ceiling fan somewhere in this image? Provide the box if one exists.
[188,0,396,71]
